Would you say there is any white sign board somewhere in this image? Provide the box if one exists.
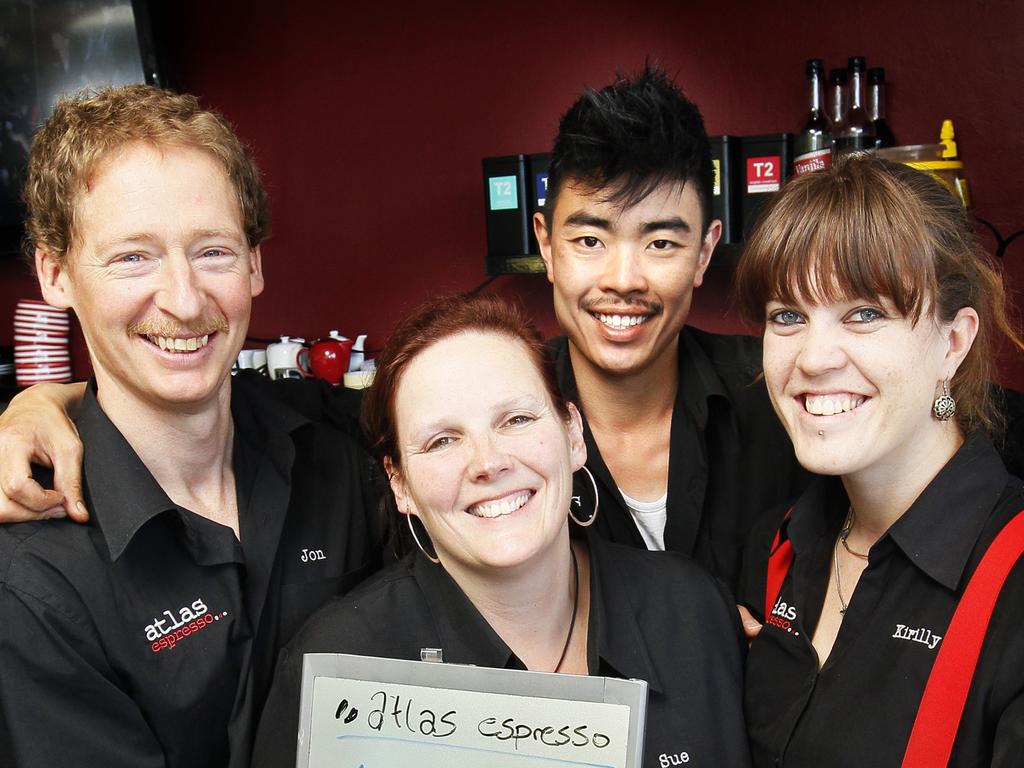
[297,653,648,768]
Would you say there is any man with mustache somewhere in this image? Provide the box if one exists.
[536,67,806,593]
[0,85,376,767]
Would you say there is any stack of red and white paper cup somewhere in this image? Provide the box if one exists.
[14,299,72,386]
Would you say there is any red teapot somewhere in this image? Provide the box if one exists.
[309,331,354,385]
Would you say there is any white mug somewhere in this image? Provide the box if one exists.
[236,349,256,369]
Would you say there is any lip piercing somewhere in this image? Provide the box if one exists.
[817,430,824,436]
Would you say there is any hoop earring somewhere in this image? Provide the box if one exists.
[933,379,957,422]
[407,514,440,564]
[569,465,599,527]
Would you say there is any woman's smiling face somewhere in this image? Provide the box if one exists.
[389,330,586,574]
[762,292,955,482]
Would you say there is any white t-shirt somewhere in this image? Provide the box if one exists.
[619,488,669,551]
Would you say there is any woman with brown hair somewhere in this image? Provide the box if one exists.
[735,153,1024,766]
[252,293,750,767]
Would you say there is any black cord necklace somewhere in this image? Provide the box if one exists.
[552,545,580,673]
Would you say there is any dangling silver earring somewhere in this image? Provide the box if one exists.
[407,514,440,564]
[933,379,957,422]
[569,465,599,527]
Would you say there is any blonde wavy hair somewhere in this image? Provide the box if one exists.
[23,84,269,264]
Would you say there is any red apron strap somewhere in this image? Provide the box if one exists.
[765,507,795,620]
[902,507,1024,768]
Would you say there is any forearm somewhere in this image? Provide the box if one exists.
[1,380,86,420]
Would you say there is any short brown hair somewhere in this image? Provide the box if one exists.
[734,153,1022,434]
[362,292,569,472]
[23,84,269,264]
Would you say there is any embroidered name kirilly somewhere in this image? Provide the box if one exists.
[892,623,942,650]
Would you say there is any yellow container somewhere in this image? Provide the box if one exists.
[905,160,971,207]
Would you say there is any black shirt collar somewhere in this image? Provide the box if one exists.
[413,552,520,669]
[79,382,180,561]
[786,431,1009,591]
[410,531,663,692]
[887,431,1008,590]
[550,331,736,556]
[550,330,729,426]
[676,328,729,430]
[79,375,311,562]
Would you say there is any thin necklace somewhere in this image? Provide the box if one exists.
[840,507,870,560]
[553,546,580,673]
[833,536,849,614]
[834,508,871,615]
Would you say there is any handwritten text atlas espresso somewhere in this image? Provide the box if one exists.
[337,689,613,751]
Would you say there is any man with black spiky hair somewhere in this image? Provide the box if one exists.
[535,66,807,594]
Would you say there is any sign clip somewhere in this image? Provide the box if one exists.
[420,647,443,663]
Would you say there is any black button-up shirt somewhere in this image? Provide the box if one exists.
[0,376,378,768]
[552,328,810,595]
[739,432,1024,767]
[252,533,751,768]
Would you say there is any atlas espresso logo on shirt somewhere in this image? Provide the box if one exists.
[144,597,229,654]
[767,596,801,636]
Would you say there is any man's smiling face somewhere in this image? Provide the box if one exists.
[536,178,719,378]
[37,141,264,413]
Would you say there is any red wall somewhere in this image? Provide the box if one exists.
[2,0,1022,387]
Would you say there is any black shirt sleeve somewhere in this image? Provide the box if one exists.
[0,581,166,768]
[251,644,305,768]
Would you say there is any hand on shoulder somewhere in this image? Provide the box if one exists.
[0,382,88,523]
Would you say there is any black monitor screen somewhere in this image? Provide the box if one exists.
[1,0,157,256]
